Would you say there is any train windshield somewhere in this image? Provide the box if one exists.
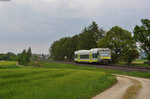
[100,50,110,57]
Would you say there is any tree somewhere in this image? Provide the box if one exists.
[64,35,79,61]
[98,26,139,64]
[18,50,25,65]
[123,49,139,65]
[49,21,105,61]
[17,48,32,65]
[26,47,32,63]
[49,37,69,61]
[0,52,17,61]
[78,21,105,50]
[49,40,59,61]
[133,19,150,65]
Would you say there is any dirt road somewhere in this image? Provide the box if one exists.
[92,75,150,99]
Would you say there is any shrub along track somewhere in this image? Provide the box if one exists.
[49,61,150,72]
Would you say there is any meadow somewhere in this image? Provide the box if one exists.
[0,61,116,99]
[32,61,150,79]
[0,61,19,69]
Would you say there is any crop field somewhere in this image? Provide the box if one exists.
[0,61,116,99]
[35,62,150,79]
[0,61,19,69]
[132,59,148,62]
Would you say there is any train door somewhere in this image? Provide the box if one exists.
[78,53,80,62]
[89,52,92,63]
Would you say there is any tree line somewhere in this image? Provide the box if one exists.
[0,52,17,61]
[49,19,150,65]
[49,22,104,61]
[0,48,32,65]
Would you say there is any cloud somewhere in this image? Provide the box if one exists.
[0,0,150,54]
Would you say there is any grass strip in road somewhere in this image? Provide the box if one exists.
[121,76,142,99]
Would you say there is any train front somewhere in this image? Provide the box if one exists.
[98,48,111,64]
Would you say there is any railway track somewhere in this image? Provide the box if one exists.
[49,61,150,72]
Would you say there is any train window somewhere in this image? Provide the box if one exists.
[74,54,77,58]
[92,53,98,58]
[100,50,110,57]
[80,54,89,59]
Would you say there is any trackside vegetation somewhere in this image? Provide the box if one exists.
[134,19,150,65]
[0,61,116,99]
[49,19,150,65]
[32,61,150,79]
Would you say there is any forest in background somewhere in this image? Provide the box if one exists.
[49,19,150,65]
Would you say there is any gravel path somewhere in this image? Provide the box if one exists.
[92,75,150,99]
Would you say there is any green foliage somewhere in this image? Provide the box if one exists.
[31,54,39,61]
[133,59,148,62]
[49,21,105,61]
[78,22,105,49]
[133,19,150,65]
[35,62,150,79]
[0,61,16,66]
[0,52,17,61]
[98,26,139,64]
[18,48,32,65]
[0,68,116,99]
[123,49,139,65]
[0,61,19,69]
[50,37,69,61]
[1,61,150,99]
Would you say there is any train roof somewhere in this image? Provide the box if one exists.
[75,50,90,55]
[75,48,110,54]
[91,48,110,50]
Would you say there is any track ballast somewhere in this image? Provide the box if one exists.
[51,61,150,72]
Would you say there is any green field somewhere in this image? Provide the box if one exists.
[0,61,19,69]
[33,61,150,79]
[132,59,148,62]
[0,61,116,99]
[1,61,150,99]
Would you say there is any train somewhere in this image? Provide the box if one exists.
[74,48,111,64]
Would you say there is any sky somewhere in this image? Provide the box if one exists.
[0,0,150,54]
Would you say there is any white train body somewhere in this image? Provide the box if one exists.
[74,48,111,64]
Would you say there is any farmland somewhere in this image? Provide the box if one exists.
[0,61,116,99]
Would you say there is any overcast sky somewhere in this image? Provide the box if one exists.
[0,0,150,54]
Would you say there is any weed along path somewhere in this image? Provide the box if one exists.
[92,75,150,99]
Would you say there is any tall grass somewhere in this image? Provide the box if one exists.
[132,59,148,62]
[0,61,16,66]
[0,61,19,69]
[0,68,116,99]
[33,62,150,79]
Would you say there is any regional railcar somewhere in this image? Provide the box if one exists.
[74,48,111,64]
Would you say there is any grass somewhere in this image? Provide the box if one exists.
[132,59,148,62]
[0,61,16,66]
[1,61,150,99]
[131,63,149,67]
[0,61,116,99]
[117,59,150,67]
[131,59,149,67]
[31,61,150,79]
[0,61,20,69]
